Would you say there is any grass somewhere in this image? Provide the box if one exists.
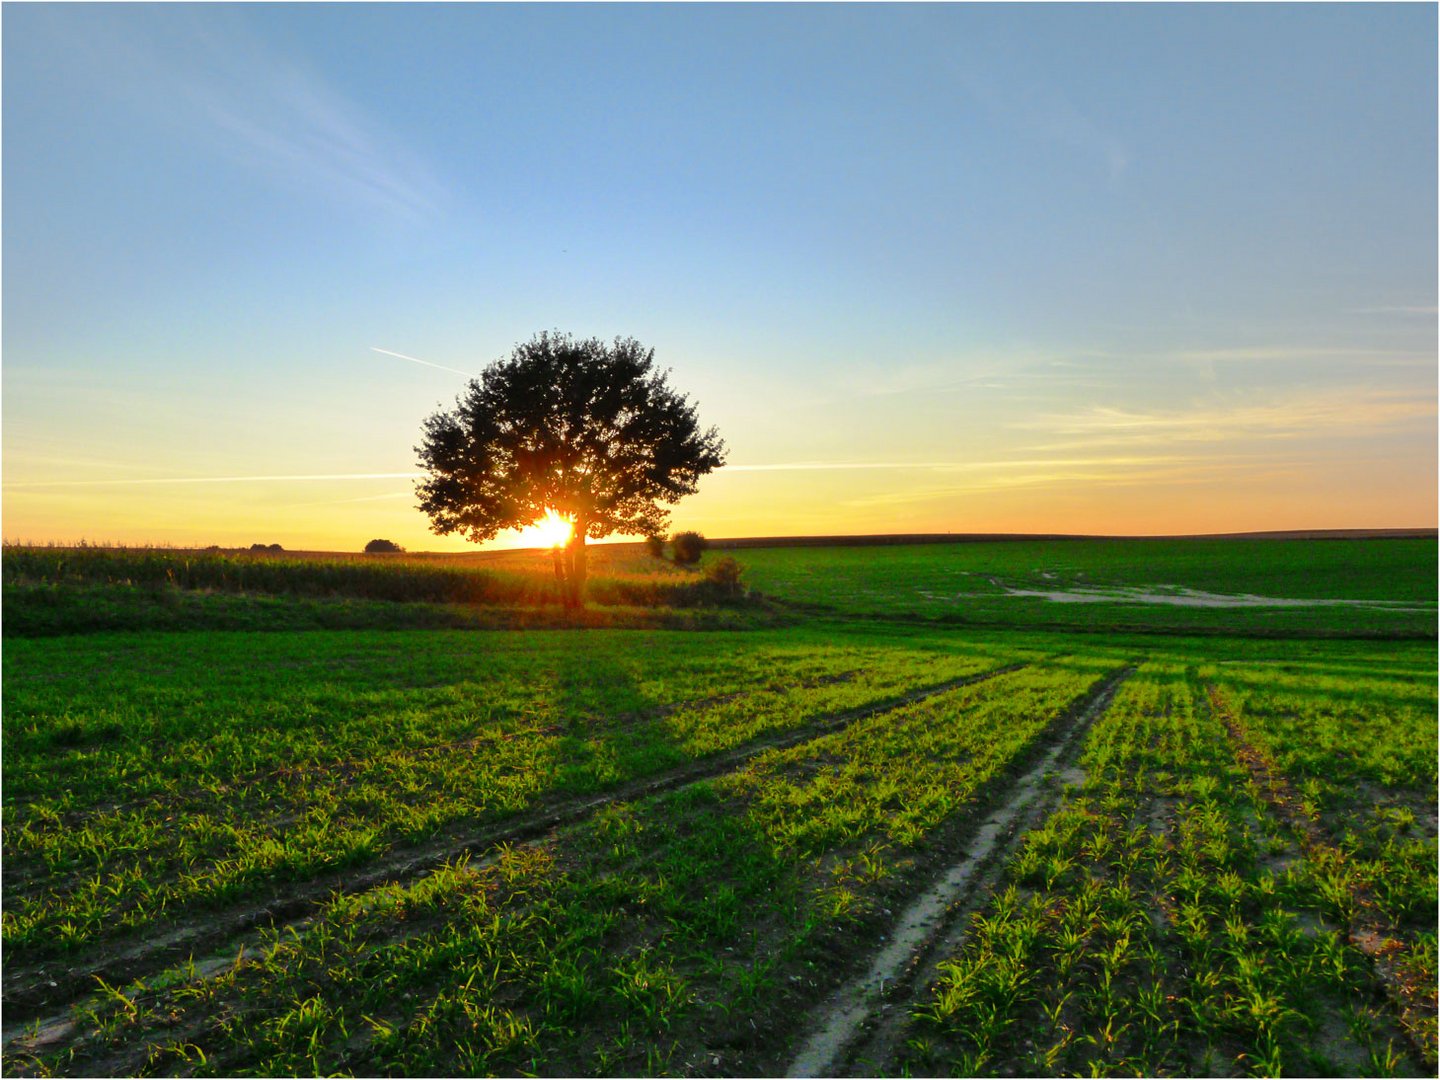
[1,536,1434,1077]
[2,625,1032,959]
[901,659,1434,1076]
[13,659,1117,1077]
[1,579,777,637]
[7,537,1435,638]
[734,538,1438,637]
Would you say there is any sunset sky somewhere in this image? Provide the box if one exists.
[4,3,1435,551]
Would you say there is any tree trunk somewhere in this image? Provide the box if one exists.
[566,523,587,608]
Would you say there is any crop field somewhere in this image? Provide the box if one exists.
[1,537,1435,1077]
[0,545,746,637]
[732,538,1438,638]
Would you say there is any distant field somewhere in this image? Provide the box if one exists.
[735,537,1438,637]
[0,543,752,636]
[6,536,1434,638]
[2,536,1435,1076]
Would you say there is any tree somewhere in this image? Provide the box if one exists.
[415,332,726,606]
[365,538,404,553]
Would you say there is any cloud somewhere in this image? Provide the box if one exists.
[724,456,1186,474]
[5,473,421,490]
[840,458,1270,511]
[189,62,445,222]
[1036,95,1132,181]
[950,48,1131,180]
[724,462,953,473]
[1347,306,1439,317]
[837,340,1431,406]
[717,452,1249,511]
[842,351,1114,400]
[33,7,446,223]
[1165,345,1429,365]
[1,451,175,476]
[325,491,416,505]
[1015,389,1436,448]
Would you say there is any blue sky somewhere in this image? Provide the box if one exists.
[4,3,1435,548]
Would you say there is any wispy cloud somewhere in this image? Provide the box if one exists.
[37,7,446,222]
[1346,305,1439,317]
[952,49,1130,180]
[1033,95,1132,181]
[719,452,1241,510]
[839,340,1431,405]
[841,459,1269,511]
[1,451,175,476]
[1016,389,1436,448]
[1165,345,1429,365]
[5,473,421,490]
[190,64,445,222]
[843,352,1112,400]
[371,347,471,378]
[325,491,416,505]
[724,456,1184,474]
[725,462,954,473]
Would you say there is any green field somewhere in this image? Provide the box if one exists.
[732,538,1438,637]
[2,538,1435,1077]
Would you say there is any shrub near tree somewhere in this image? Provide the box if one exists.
[416,332,725,608]
[644,534,667,559]
[671,530,707,565]
[702,555,744,598]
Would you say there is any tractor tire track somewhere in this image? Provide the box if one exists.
[3,671,871,910]
[2,661,1026,1038]
[784,664,1135,1078]
[1209,686,1438,1070]
[8,670,866,833]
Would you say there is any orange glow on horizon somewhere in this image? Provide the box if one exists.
[1,448,1433,552]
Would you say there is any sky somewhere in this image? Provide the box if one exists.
[4,2,1435,551]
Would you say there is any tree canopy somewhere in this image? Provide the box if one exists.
[415,332,726,603]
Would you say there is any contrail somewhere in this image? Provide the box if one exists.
[370,347,470,377]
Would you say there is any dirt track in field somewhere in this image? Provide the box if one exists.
[1211,687,1438,1070]
[5,670,866,830]
[2,661,1027,1046]
[782,666,1135,1077]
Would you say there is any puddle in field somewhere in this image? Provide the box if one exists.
[996,583,1430,611]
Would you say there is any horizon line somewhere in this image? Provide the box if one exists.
[5,526,1434,552]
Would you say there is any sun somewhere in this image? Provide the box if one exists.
[517,508,574,549]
